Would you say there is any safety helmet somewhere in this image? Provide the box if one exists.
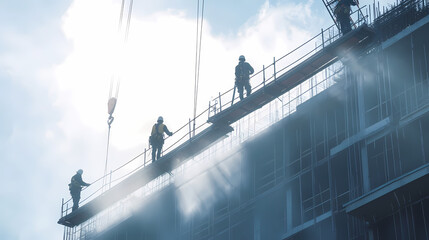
[157,116,164,122]
[239,55,245,61]
[77,169,83,175]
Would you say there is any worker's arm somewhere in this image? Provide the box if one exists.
[164,126,173,136]
[235,65,240,79]
[248,63,254,75]
[76,175,91,187]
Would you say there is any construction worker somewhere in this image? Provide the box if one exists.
[334,0,357,35]
[150,116,173,162]
[235,55,254,100]
[69,169,90,212]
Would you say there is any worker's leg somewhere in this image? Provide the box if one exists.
[245,81,252,97]
[151,144,157,163]
[157,145,163,160]
[338,14,351,35]
[237,82,244,100]
[71,192,80,211]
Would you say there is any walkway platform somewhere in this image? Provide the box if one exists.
[58,123,233,227]
[208,25,375,125]
[58,25,374,228]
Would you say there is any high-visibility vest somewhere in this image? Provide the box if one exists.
[151,123,165,142]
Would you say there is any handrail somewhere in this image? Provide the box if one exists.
[208,6,370,117]
[60,5,370,219]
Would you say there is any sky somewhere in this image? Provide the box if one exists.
[0,0,399,239]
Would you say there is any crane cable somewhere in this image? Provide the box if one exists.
[102,0,133,191]
[193,0,205,136]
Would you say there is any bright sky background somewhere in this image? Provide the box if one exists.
[0,0,398,239]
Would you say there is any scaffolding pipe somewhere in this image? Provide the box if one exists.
[273,57,277,81]
[188,118,192,140]
[321,28,325,49]
[263,65,266,88]
[219,92,222,111]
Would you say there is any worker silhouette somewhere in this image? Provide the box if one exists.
[69,169,90,212]
[334,0,357,35]
[235,55,254,100]
[150,116,173,163]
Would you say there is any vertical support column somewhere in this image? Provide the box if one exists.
[286,188,292,232]
[424,45,429,82]
[321,28,325,49]
[109,170,112,190]
[263,65,266,88]
[61,198,64,218]
[188,119,192,140]
[357,71,370,193]
[219,92,222,112]
[411,34,418,109]
[208,101,211,119]
[144,148,147,166]
[254,218,261,240]
[273,57,277,81]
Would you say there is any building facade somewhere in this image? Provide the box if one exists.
[67,1,429,239]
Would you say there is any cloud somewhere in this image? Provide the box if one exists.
[48,0,323,231]
[0,0,324,239]
[52,0,323,168]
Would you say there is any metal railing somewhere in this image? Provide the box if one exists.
[59,4,369,220]
[207,6,368,118]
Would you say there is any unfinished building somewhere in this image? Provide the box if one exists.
[59,0,429,239]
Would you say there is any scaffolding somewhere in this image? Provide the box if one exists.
[59,0,429,239]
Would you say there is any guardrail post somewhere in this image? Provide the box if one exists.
[188,118,192,140]
[321,28,325,49]
[218,92,222,112]
[61,198,64,218]
[273,57,277,81]
[263,65,266,88]
[208,101,211,119]
[144,148,147,165]
[109,170,112,189]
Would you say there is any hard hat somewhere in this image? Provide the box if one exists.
[239,55,245,61]
[157,116,164,122]
[77,169,83,175]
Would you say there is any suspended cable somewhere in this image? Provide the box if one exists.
[102,0,133,192]
[124,0,134,41]
[193,0,200,125]
[193,0,205,136]
[118,0,125,31]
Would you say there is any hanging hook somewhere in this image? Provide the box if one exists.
[108,115,114,127]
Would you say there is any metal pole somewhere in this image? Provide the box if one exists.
[144,148,146,165]
[232,85,236,106]
[109,170,112,190]
[208,101,211,119]
[219,92,222,111]
[188,119,192,140]
[321,28,325,49]
[273,57,277,81]
[193,117,196,138]
[263,65,266,88]
[61,198,64,218]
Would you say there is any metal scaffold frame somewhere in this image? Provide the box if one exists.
[60,1,429,239]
